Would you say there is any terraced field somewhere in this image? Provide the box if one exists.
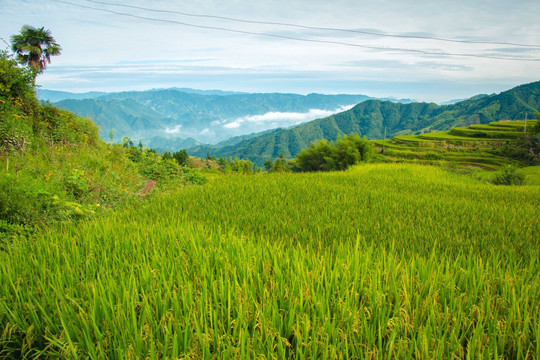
[373,120,537,169]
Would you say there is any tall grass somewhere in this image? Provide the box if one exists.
[1,164,539,358]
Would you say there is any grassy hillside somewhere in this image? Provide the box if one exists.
[0,54,205,241]
[189,81,540,164]
[1,164,538,358]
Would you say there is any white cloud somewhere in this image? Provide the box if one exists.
[164,124,182,134]
[222,105,354,129]
[223,121,242,129]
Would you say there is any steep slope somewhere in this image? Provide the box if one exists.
[188,81,540,164]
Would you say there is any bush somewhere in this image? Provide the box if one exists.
[0,54,36,153]
[38,105,99,146]
[295,133,374,172]
[181,167,208,185]
[491,165,525,186]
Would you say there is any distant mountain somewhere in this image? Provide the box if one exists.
[145,136,202,155]
[154,88,246,96]
[54,89,376,147]
[440,94,492,105]
[55,98,176,139]
[188,81,540,165]
[37,88,244,102]
[37,89,108,102]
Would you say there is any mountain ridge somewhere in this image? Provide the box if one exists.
[53,90,380,145]
[188,81,540,165]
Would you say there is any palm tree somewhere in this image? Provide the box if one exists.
[10,25,61,87]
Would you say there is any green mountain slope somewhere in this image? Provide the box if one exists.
[55,98,177,138]
[189,81,540,165]
[54,90,375,146]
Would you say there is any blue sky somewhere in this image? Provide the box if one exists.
[1,0,539,103]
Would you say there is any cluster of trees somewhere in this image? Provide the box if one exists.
[163,149,189,166]
[263,133,374,173]
[207,153,259,174]
[295,133,374,172]
[264,153,290,173]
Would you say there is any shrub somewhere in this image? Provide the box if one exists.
[491,165,525,186]
[425,152,443,160]
[295,133,374,172]
[181,167,208,185]
[0,55,36,153]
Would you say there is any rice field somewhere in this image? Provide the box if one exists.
[1,164,539,359]
[377,120,538,170]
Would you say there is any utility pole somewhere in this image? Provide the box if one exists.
[382,126,387,153]
[524,113,528,133]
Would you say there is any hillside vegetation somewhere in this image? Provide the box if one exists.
[0,53,205,241]
[189,81,540,165]
[1,164,538,358]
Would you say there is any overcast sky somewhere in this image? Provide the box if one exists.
[1,0,539,102]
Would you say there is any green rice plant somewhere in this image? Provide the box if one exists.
[0,164,539,359]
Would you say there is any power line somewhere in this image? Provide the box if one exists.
[53,0,540,62]
[82,0,540,49]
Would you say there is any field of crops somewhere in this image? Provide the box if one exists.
[1,164,539,359]
[376,120,537,170]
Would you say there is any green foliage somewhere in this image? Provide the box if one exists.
[10,25,61,79]
[139,151,181,181]
[37,104,100,146]
[491,165,526,185]
[295,133,374,172]
[181,167,208,185]
[172,149,189,166]
[162,151,173,160]
[0,53,35,104]
[64,167,90,197]
[0,54,38,152]
[296,139,335,171]
[0,173,58,226]
[230,157,255,174]
[0,53,205,239]
[264,153,292,173]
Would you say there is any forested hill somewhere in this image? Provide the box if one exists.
[54,90,376,146]
[188,81,540,165]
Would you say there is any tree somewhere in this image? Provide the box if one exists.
[10,25,61,87]
[264,159,274,172]
[172,149,189,166]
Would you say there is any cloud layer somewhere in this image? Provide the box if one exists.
[224,106,354,129]
[1,0,539,102]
